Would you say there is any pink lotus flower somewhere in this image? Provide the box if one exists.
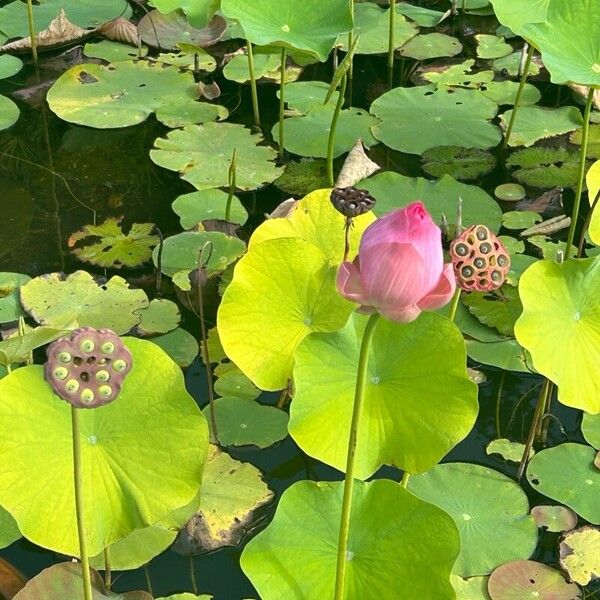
[337,202,456,322]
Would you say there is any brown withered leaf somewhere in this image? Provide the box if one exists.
[0,558,26,600]
[197,80,221,100]
[98,17,139,47]
[516,187,564,217]
[335,138,380,188]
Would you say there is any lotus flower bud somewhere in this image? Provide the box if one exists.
[449,225,510,292]
[44,327,132,409]
[337,201,456,322]
[330,187,376,219]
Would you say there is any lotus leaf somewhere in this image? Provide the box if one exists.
[582,412,600,449]
[204,397,288,448]
[135,299,181,336]
[20,271,148,334]
[0,338,208,556]
[421,146,496,180]
[514,257,600,413]
[451,575,491,600]
[396,3,445,27]
[507,146,583,189]
[0,54,22,79]
[500,106,583,147]
[502,210,542,230]
[223,51,301,84]
[217,237,354,390]
[154,49,217,72]
[486,439,533,463]
[488,0,549,35]
[241,479,459,600]
[221,0,353,62]
[0,508,19,550]
[0,272,30,323]
[0,96,19,132]
[466,338,533,372]
[479,80,541,106]
[290,312,478,478]
[200,327,227,364]
[493,51,541,77]
[172,190,248,229]
[528,236,576,260]
[249,188,375,264]
[586,159,600,245]
[150,327,199,367]
[214,372,260,400]
[358,171,503,231]
[279,80,339,113]
[0,327,66,366]
[275,159,329,196]
[499,236,525,254]
[371,86,501,154]
[409,462,538,576]
[83,40,148,63]
[422,60,494,87]
[527,443,600,524]
[336,3,417,55]
[475,34,512,59]
[157,596,213,600]
[559,526,600,586]
[0,0,132,39]
[151,0,220,29]
[400,33,462,60]
[571,124,600,159]
[531,505,578,532]
[150,122,282,191]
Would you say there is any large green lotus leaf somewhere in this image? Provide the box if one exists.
[0,327,66,366]
[0,55,22,79]
[135,299,181,336]
[241,479,459,600]
[0,0,132,39]
[527,443,600,524]
[371,86,501,154]
[466,338,533,373]
[152,231,246,291]
[290,312,478,478]
[150,327,199,367]
[514,257,600,413]
[396,2,445,27]
[20,271,148,335]
[0,507,20,549]
[0,96,19,132]
[172,190,248,229]
[582,412,600,449]
[335,3,417,55]
[13,563,151,600]
[451,575,491,600]
[217,237,354,390]
[400,33,463,60]
[488,0,549,34]
[47,61,226,129]
[68,218,158,269]
[151,0,220,28]
[409,462,538,577]
[0,338,208,557]
[248,188,375,264]
[221,0,353,61]
[0,272,30,323]
[150,122,283,191]
[272,106,379,158]
[358,171,503,232]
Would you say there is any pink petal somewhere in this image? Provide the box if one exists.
[417,263,457,311]
[336,258,366,304]
[377,303,422,323]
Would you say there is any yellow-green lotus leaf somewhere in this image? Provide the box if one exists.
[586,159,600,245]
[249,188,375,264]
[515,257,600,413]
[217,238,354,390]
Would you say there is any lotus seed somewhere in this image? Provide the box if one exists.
[479,242,492,254]
[53,367,69,380]
[98,385,113,399]
[492,270,502,281]
[461,266,474,277]
[497,255,508,267]
[473,257,486,269]
[80,339,95,353]
[58,352,72,363]
[81,388,95,404]
[66,379,80,393]
[101,342,115,354]
[113,359,127,372]
[476,227,488,241]
[455,243,469,256]
[96,370,110,382]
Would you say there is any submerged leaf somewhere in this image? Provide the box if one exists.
[421,146,495,180]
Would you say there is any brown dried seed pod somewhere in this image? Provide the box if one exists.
[330,187,376,218]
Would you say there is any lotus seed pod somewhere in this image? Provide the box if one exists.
[44,327,132,409]
[449,225,511,292]
[330,187,376,218]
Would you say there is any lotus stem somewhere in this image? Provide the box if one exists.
[225,149,237,222]
[190,556,198,595]
[447,288,461,323]
[71,407,93,600]
[388,0,396,89]
[278,47,287,160]
[104,547,112,591]
[327,74,348,186]
[577,189,600,257]
[400,471,410,488]
[346,0,354,105]
[495,371,505,439]
[26,0,38,65]
[334,313,380,600]
[502,44,534,150]
[247,43,261,128]
[144,566,154,596]
[565,88,595,259]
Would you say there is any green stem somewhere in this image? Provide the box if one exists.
[247,43,261,128]
[278,47,287,160]
[327,74,348,186]
[565,88,595,259]
[346,0,354,105]
[144,566,154,597]
[104,547,112,591]
[225,148,237,222]
[26,0,38,65]
[189,556,198,595]
[334,313,380,600]
[400,471,410,488]
[72,407,93,600]
[447,288,462,323]
[502,44,534,150]
[495,372,505,439]
[388,0,396,89]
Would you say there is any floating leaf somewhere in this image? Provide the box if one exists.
[280,80,338,113]
[84,40,147,63]
[214,371,260,400]
[335,3,417,55]
[371,86,501,154]
[275,159,329,196]
[150,123,283,191]
[409,462,538,577]
[68,218,158,269]
[0,273,30,323]
[495,183,526,202]
[515,257,600,413]
[359,171,503,232]
[97,17,139,46]
[421,146,496,180]
[20,271,148,335]
[221,0,352,61]
[531,505,578,532]
[475,34,512,59]
[487,560,581,600]
[399,33,462,60]
[421,60,494,87]
[0,96,19,132]
[0,338,208,556]
[507,146,584,189]
[218,238,353,390]
[396,2,445,27]
[47,60,226,129]
[527,443,600,524]
[172,190,248,229]
[0,55,22,79]
[150,327,198,367]
[241,479,459,600]
[466,338,533,372]
[499,106,583,147]
[493,51,541,78]
[478,80,541,106]
[571,124,600,160]
[582,412,600,449]
[502,210,542,230]
[486,438,533,463]
[151,0,220,29]
[135,299,181,336]
[224,51,280,83]
[0,508,19,550]
[451,575,491,600]
[559,526,600,586]
[290,312,478,478]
